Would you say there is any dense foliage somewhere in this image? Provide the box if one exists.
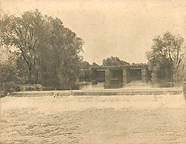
[102,56,129,66]
[0,63,19,96]
[147,32,185,86]
[0,10,84,91]
[80,61,91,69]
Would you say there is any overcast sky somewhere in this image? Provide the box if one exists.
[1,0,186,64]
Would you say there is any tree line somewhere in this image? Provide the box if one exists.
[0,10,185,96]
[0,10,84,96]
[80,32,185,87]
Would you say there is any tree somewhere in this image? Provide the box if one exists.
[102,56,129,66]
[0,10,84,90]
[92,62,99,67]
[39,18,84,89]
[147,32,185,85]
[0,10,46,83]
[80,60,91,69]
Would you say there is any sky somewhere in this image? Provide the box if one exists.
[1,0,186,65]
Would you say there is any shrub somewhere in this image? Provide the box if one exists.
[18,84,44,91]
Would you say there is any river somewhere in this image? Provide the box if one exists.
[1,94,186,144]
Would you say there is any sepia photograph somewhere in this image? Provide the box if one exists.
[0,0,186,143]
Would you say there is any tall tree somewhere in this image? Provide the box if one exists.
[147,32,184,85]
[40,17,83,89]
[0,10,84,90]
[0,10,46,83]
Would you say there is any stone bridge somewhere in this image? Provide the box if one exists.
[91,64,151,89]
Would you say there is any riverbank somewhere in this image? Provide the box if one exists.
[10,87,183,97]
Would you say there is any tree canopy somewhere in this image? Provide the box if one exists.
[146,32,185,85]
[92,62,100,67]
[80,60,91,69]
[0,9,84,90]
[102,56,129,66]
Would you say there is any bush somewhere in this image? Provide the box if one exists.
[0,81,18,97]
[18,84,44,91]
[159,82,173,87]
